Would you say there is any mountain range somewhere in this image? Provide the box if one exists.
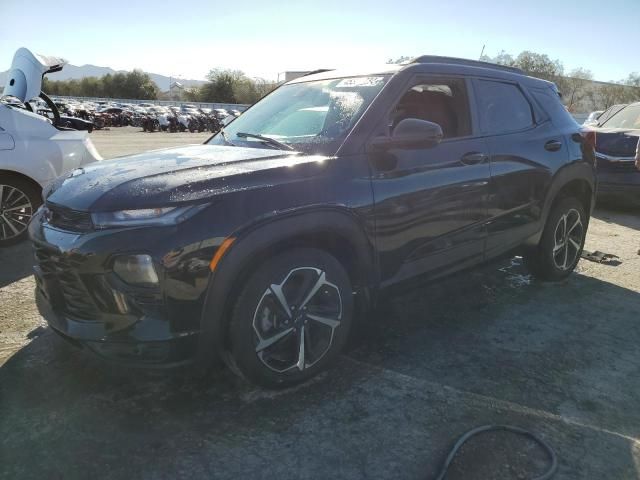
[0,64,206,91]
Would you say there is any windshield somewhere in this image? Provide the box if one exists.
[600,104,640,129]
[207,75,389,154]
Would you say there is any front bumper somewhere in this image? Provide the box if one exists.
[595,152,640,205]
[35,288,197,365]
[28,210,215,366]
[597,173,640,206]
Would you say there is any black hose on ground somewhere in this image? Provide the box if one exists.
[434,425,557,480]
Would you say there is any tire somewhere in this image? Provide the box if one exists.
[523,196,587,281]
[0,176,42,247]
[227,248,354,388]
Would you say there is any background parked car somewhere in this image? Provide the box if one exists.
[590,102,640,206]
[594,104,626,127]
[583,110,603,126]
[213,108,229,120]
[0,48,101,246]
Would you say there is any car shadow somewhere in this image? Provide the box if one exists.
[0,241,33,288]
[350,256,640,438]
[1,257,640,479]
[593,205,640,231]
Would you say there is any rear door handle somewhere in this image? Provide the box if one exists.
[544,140,563,152]
[460,152,489,165]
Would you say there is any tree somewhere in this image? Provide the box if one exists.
[562,68,593,112]
[121,69,158,99]
[599,82,628,109]
[624,72,640,88]
[387,56,413,64]
[513,51,564,82]
[481,50,564,81]
[193,69,276,104]
[42,71,158,99]
[481,50,515,67]
[197,69,242,103]
[620,73,640,104]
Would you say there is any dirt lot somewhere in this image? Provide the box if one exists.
[90,126,212,159]
[1,127,639,479]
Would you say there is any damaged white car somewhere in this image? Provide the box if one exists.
[0,48,101,246]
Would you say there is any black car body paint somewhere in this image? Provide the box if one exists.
[29,59,596,367]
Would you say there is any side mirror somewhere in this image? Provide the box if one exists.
[369,118,443,151]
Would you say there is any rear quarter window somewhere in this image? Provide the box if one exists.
[475,80,534,134]
[529,87,578,128]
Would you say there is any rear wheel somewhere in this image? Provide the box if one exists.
[523,197,587,280]
[227,248,353,388]
[0,177,41,247]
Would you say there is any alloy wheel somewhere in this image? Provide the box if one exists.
[552,208,583,271]
[252,267,343,373]
[0,184,33,242]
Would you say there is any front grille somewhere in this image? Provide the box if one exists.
[46,203,93,232]
[33,244,98,320]
[597,159,639,174]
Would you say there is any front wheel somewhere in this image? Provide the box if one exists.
[0,177,41,247]
[523,197,587,281]
[227,248,354,388]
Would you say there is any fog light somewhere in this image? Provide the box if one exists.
[113,255,159,286]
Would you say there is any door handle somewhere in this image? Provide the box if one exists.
[460,152,489,165]
[544,140,563,152]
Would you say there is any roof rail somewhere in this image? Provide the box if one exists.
[409,55,525,75]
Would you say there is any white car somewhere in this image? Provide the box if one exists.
[583,110,604,127]
[0,48,101,246]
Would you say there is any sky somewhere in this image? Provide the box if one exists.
[1,0,638,83]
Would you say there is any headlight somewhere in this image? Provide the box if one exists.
[92,204,208,229]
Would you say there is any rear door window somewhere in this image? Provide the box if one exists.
[475,80,533,134]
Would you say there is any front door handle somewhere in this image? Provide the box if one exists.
[460,152,489,165]
[544,140,563,152]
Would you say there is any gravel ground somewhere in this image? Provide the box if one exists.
[1,127,639,479]
[91,125,212,159]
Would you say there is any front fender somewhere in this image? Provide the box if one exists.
[196,206,377,367]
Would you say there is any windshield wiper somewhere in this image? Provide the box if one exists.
[219,128,237,147]
[236,132,295,151]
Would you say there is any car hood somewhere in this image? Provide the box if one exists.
[46,144,328,211]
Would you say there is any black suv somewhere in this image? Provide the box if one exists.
[29,56,596,387]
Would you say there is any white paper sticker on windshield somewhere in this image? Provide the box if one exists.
[336,77,385,88]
